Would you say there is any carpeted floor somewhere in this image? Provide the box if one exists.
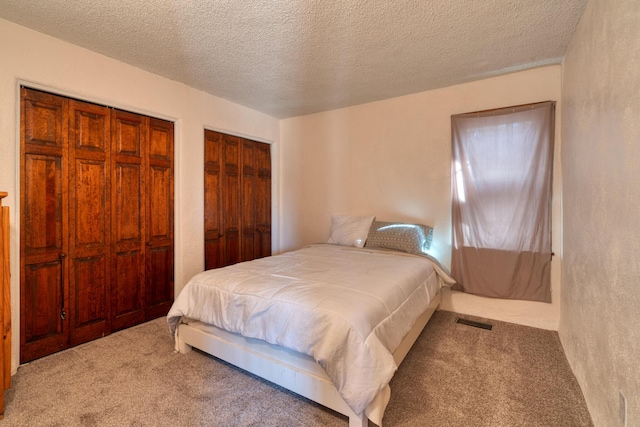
[2,310,593,426]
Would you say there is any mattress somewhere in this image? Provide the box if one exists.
[167,244,452,416]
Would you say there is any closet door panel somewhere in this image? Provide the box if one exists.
[149,120,171,160]
[111,110,146,330]
[114,164,143,241]
[222,135,241,266]
[148,166,171,239]
[22,261,65,361]
[146,246,171,318]
[112,246,143,330]
[204,130,223,270]
[145,118,174,319]
[114,119,143,156]
[23,95,65,149]
[240,139,256,262]
[68,100,111,345]
[20,88,69,363]
[72,161,107,245]
[23,155,64,252]
[255,142,272,258]
[71,255,107,340]
[113,251,143,320]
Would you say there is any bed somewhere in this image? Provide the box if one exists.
[167,217,454,426]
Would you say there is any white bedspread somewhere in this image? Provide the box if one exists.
[167,244,452,416]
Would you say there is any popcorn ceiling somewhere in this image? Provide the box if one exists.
[0,0,587,118]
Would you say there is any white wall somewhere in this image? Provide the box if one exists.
[281,65,563,331]
[561,0,640,425]
[0,12,587,389]
[0,18,280,372]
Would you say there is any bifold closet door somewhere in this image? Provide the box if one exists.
[240,139,257,262]
[204,130,224,270]
[222,134,241,266]
[204,130,271,271]
[240,139,271,261]
[20,89,69,362]
[21,89,112,360]
[68,99,111,345]
[204,132,242,268]
[21,88,174,362]
[145,118,174,320]
[255,142,271,259]
[110,109,146,331]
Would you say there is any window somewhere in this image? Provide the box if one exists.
[450,102,555,302]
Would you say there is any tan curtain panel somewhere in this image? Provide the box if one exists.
[450,102,555,302]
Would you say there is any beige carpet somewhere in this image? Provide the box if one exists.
[2,311,593,426]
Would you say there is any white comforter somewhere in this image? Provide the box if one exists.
[167,244,452,416]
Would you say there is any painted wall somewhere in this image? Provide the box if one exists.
[560,0,640,425]
[280,65,563,331]
[0,18,280,372]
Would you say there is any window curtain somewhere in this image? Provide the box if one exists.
[450,102,555,302]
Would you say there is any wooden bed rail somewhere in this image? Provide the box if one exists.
[0,192,12,419]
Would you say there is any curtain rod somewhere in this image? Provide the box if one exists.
[452,100,555,118]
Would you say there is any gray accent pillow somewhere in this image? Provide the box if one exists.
[365,221,433,254]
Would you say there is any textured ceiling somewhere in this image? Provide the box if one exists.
[0,0,587,118]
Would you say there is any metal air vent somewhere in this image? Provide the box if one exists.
[456,317,493,330]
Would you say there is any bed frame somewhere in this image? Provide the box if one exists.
[176,291,441,427]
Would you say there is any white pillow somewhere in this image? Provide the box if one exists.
[327,215,375,248]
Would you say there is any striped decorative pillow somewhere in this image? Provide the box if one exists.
[365,221,433,254]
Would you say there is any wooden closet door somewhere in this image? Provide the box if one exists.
[222,135,241,266]
[240,139,257,262]
[20,88,69,362]
[204,130,224,270]
[111,110,146,331]
[204,132,271,269]
[255,142,272,258]
[68,100,111,345]
[145,118,174,319]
